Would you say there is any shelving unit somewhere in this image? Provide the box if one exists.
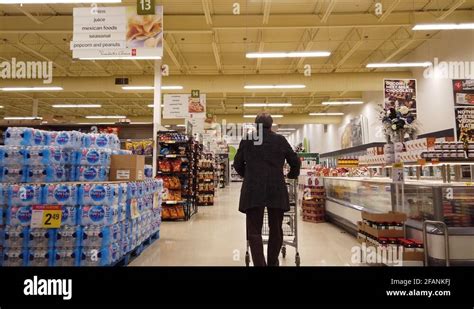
[197,152,215,206]
[156,131,198,221]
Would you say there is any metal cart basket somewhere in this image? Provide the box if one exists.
[245,179,300,266]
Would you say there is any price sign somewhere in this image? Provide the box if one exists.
[392,163,405,184]
[137,0,155,15]
[417,159,426,166]
[31,205,62,228]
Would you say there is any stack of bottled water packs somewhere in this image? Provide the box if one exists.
[0,127,163,266]
[0,127,123,183]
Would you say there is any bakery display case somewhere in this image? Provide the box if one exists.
[325,176,474,265]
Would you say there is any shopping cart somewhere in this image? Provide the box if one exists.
[245,179,300,266]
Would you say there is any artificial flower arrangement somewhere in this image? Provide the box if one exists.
[380,105,418,143]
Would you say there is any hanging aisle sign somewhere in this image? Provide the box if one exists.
[163,94,188,119]
[71,6,163,59]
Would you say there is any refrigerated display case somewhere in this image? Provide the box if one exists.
[325,177,474,265]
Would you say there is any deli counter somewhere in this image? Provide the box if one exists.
[324,177,474,265]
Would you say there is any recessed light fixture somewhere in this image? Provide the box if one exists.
[79,56,161,60]
[148,104,165,108]
[0,106,4,108]
[366,62,432,68]
[322,101,364,106]
[244,103,292,107]
[243,114,283,118]
[0,87,63,92]
[0,0,120,2]
[52,104,102,108]
[277,128,297,131]
[122,86,183,90]
[309,112,344,116]
[176,124,186,127]
[85,115,127,119]
[246,51,331,58]
[244,85,306,90]
[413,23,474,31]
[4,116,43,120]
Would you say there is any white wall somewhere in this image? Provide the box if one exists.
[289,30,474,154]
[403,30,474,135]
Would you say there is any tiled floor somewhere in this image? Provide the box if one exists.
[130,182,359,266]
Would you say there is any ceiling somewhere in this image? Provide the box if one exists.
[0,0,473,122]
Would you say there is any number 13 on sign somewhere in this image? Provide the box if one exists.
[138,0,155,15]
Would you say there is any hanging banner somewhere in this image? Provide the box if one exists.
[384,79,417,117]
[163,94,188,119]
[453,80,474,141]
[71,6,163,59]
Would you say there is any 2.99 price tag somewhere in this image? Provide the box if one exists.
[31,205,62,228]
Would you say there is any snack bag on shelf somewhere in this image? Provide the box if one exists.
[171,160,182,172]
[144,141,153,156]
[158,160,171,172]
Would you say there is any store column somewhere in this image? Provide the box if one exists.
[152,60,163,176]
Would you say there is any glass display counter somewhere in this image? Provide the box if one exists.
[325,177,474,265]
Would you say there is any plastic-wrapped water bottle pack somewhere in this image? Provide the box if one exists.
[0,179,163,266]
[1,127,121,183]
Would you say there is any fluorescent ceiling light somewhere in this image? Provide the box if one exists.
[85,115,126,119]
[244,103,292,107]
[52,104,101,108]
[243,114,283,118]
[0,106,3,108]
[0,87,63,92]
[148,104,165,108]
[79,56,161,60]
[413,23,474,31]
[164,125,171,128]
[322,101,364,106]
[244,85,306,90]
[309,112,344,116]
[278,128,296,131]
[366,62,432,68]
[4,116,43,120]
[0,0,120,3]
[177,124,186,127]
[122,86,183,90]
[246,51,331,58]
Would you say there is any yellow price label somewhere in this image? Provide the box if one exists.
[465,182,474,186]
[392,162,404,169]
[31,205,62,228]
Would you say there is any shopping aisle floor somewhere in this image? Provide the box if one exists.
[131,183,359,266]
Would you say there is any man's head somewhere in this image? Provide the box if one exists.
[255,112,273,129]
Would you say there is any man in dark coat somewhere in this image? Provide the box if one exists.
[234,113,301,266]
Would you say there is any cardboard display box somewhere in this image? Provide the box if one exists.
[110,155,145,181]
[362,211,407,223]
[359,222,405,238]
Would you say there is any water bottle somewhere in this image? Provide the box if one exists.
[8,184,42,207]
[53,247,78,267]
[55,225,82,248]
[44,184,78,207]
[0,146,26,165]
[82,226,108,248]
[79,183,114,206]
[4,127,32,146]
[6,206,32,226]
[75,148,111,166]
[79,246,111,266]
[3,225,28,247]
[42,146,72,165]
[110,223,122,243]
[75,166,109,182]
[78,205,113,226]
[2,247,28,266]
[28,247,54,267]
[27,228,55,248]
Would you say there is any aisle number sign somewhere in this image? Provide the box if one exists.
[191,90,200,98]
[31,205,62,228]
[392,162,405,184]
[137,0,155,15]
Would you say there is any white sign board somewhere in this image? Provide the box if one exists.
[163,94,188,119]
[71,6,163,59]
[392,163,405,184]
